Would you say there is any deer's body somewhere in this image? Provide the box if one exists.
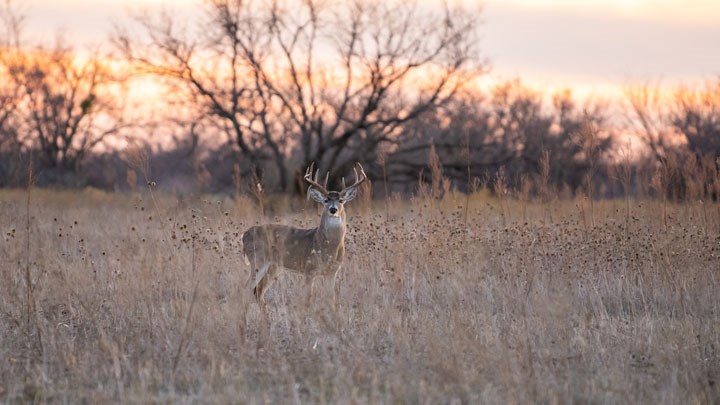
[241,164,365,316]
[242,217,345,276]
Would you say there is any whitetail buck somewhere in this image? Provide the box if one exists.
[241,163,366,316]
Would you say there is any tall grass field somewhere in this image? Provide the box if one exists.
[1,188,718,403]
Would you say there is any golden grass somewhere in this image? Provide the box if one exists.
[0,188,718,403]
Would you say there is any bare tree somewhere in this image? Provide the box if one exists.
[0,0,129,186]
[0,60,23,185]
[623,80,720,200]
[1,0,127,180]
[4,46,127,174]
[387,80,614,193]
[624,83,677,163]
[0,0,22,154]
[0,56,21,152]
[115,0,483,191]
[626,79,720,161]
[670,78,720,157]
[0,1,30,185]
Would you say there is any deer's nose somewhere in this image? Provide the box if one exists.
[329,207,338,215]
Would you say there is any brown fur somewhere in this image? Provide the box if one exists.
[241,164,365,316]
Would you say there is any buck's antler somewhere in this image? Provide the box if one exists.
[304,162,329,195]
[340,163,367,193]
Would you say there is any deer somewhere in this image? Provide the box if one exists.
[241,163,367,317]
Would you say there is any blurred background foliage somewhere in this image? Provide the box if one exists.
[1,1,718,201]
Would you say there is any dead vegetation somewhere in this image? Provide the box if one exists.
[0,187,718,403]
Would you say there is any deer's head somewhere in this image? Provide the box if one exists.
[305,163,366,217]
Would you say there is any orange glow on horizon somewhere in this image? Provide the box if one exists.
[16,0,720,108]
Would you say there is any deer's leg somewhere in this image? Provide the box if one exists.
[304,275,315,309]
[252,266,269,321]
[332,271,341,316]
[251,264,269,302]
[247,260,270,290]
[332,250,344,316]
[254,264,281,302]
[255,264,282,322]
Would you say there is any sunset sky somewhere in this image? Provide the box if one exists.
[18,0,720,99]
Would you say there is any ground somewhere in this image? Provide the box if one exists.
[0,188,718,403]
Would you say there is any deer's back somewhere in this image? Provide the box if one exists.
[241,224,317,270]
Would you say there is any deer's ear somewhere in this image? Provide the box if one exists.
[307,187,326,203]
[340,186,358,202]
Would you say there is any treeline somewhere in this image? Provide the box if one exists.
[0,1,718,200]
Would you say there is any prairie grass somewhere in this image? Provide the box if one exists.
[0,188,718,403]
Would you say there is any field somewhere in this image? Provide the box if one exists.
[0,188,718,403]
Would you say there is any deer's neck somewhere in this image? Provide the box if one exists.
[315,211,346,249]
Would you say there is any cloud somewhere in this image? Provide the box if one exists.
[483,1,720,85]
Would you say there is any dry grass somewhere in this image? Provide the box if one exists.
[0,188,718,403]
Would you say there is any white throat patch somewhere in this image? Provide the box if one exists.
[325,215,343,228]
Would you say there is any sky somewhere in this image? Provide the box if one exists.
[17,0,720,100]
[481,0,720,97]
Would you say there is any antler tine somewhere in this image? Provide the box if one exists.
[304,162,328,194]
[356,163,367,183]
[341,162,367,192]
